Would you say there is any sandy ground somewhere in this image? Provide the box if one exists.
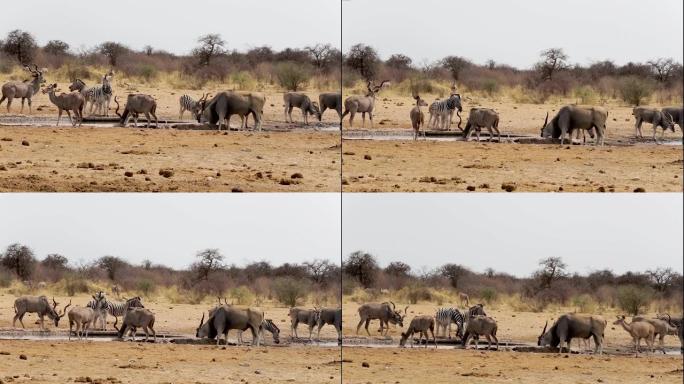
[0,84,342,192]
[341,347,682,384]
[0,341,341,384]
[340,301,683,383]
[0,127,340,192]
[341,93,683,192]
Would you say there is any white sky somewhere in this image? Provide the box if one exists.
[0,0,341,55]
[0,194,341,269]
[342,194,683,277]
[342,0,684,67]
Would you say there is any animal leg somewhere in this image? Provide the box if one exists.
[66,110,74,126]
[364,319,371,336]
[361,112,366,128]
[355,319,364,335]
[635,119,642,137]
[179,107,184,120]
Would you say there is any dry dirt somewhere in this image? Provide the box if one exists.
[341,93,683,192]
[0,291,341,383]
[340,301,683,383]
[0,86,341,192]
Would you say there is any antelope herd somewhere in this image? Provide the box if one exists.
[9,291,341,347]
[1,64,681,145]
[351,300,682,356]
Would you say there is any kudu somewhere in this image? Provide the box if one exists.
[13,296,71,330]
[0,64,45,113]
[319,92,342,119]
[613,315,655,355]
[283,92,321,125]
[114,95,158,128]
[399,315,437,348]
[538,313,606,354]
[342,80,389,128]
[409,94,428,140]
[42,83,85,127]
[356,301,407,336]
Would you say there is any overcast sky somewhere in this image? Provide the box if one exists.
[343,194,683,277]
[0,0,340,54]
[343,0,684,67]
[0,194,341,269]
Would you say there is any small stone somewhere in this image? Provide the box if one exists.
[291,172,303,179]
[19,354,27,360]
[124,171,134,177]
[364,154,372,160]
[21,140,29,146]
[361,362,369,368]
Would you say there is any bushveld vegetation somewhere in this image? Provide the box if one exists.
[342,44,683,106]
[343,251,683,316]
[0,243,340,307]
[0,29,341,91]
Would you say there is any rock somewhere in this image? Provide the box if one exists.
[158,169,174,178]
[19,354,27,360]
[501,183,516,192]
[361,362,370,368]
[633,187,646,193]
[231,187,243,193]
[291,172,303,179]
[466,186,476,191]
[21,140,29,146]
[364,154,372,160]
[124,171,134,177]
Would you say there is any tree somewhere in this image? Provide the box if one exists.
[345,44,380,81]
[98,42,128,66]
[306,43,338,71]
[617,285,653,315]
[143,45,154,56]
[272,277,309,307]
[441,56,471,82]
[2,29,37,64]
[304,259,337,285]
[646,267,678,293]
[618,76,654,106]
[648,58,678,83]
[343,251,379,288]
[384,261,411,278]
[192,34,225,66]
[43,40,70,56]
[275,61,310,91]
[191,248,224,281]
[386,54,412,70]
[246,46,275,64]
[96,255,129,281]
[1,243,36,280]
[535,48,568,81]
[440,263,470,289]
[534,257,567,289]
[41,254,69,270]
[244,261,273,280]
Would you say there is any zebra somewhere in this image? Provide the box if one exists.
[178,93,207,120]
[428,93,463,130]
[236,319,281,344]
[85,291,109,329]
[434,307,465,339]
[68,73,113,116]
[88,296,144,330]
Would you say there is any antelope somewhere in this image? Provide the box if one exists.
[409,94,428,140]
[613,315,655,355]
[399,315,437,348]
[342,80,389,128]
[13,296,70,330]
[0,64,45,113]
[42,83,85,127]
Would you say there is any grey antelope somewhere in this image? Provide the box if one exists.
[632,107,676,143]
[0,64,45,113]
[538,313,606,354]
[283,92,321,125]
[42,83,85,127]
[463,315,499,350]
[541,105,608,146]
[13,296,71,330]
[179,93,208,119]
[399,315,437,348]
[409,94,428,140]
[356,302,407,336]
[342,80,389,128]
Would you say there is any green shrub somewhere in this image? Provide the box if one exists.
[138,65,157,82]
[229,286,255,305]
[231,71,256,90]
[617,285,653,315]
[272,277,308,307]
[275,62,310,91]
[136,279,156,296]
[618,76,654,106]
[481,79,500,97]
[63,275,90,296]
[0,269,12,288]
[571,294,598,313]
[573,86,599,104]
[479,287,498,304]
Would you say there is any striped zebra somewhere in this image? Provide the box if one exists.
[68,73,113,116]
[237,318,281,344]
[178,93,207,120]
[434,307,465,339]
[88,296,144,330]
[428,93,463,130]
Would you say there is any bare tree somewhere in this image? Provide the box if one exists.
[98,41,128,66]
[1,243,36,280]
[2,29,37,64]
[343,251,379,288]
[306,43,340,72]
[96,256,129,281]
[191,248,225,282]
[441,56,471,82]
[44,40,70,56]
[192,34,225,66]
[143,45,154,56]
[534,257,567,289]
[440,263,470,289]
[646,267,678,293]
[647,58,678,83]
[345,44,380,81]
[535,48,568,81]
[304,259,337,285]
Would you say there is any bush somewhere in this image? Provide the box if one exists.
[0,268,12,288]
[398,283,432,304]
[617,285,653,315]
[231,71,256,90]
[571,294,598,313]
[136,279,156,296]
[479,287,498,304]
[618,76,654,106]
[481,79,500,97]
[276,61,311,91]
[62,275,90,296]
[138,64,157,82]
[573,86,599,105]
[272,277,309,307]
[229,285,255,305]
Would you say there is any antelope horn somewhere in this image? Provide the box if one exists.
[114,96,122,118]
[541,320,548,336]
[52,297,58,310]
[404,306,409,314]
[200,313,205,326]
[378,80,390,88]
[60,299,72,316]
[543,112,549,128]
[390,301,396,310]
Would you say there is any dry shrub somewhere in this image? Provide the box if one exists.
[163,285,207,305]
[229,286,255,305]
[479,287,499,305]
[572,86,599,105]
[0,267,12,288]
[272,277,309,307]
[397,283,432,304]
[617,285,654,315]
[571,294,598,313]
[392,78,452,98]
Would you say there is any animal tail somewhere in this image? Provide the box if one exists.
[462,120,472,137]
